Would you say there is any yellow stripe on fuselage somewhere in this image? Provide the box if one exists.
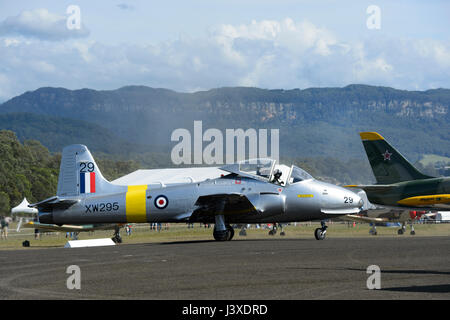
[397,194,450,206]
[126,185,148,223]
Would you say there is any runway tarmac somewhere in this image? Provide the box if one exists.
[0,236,449,300]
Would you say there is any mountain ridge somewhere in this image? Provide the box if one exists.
[1,84,448,161]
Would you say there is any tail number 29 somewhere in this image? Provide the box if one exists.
[80,162,95,172]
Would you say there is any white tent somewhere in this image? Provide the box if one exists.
[10,198,38,216]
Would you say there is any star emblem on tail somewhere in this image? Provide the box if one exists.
[382,150,392,161]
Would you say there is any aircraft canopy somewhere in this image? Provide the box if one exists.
[220,159,314,185]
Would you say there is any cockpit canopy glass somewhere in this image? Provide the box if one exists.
[289,166,313,184]
[238,159,275,180]
[220,159,313,185]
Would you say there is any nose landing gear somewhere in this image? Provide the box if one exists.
[314,221,327,240]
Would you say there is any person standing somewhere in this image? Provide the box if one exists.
[0,216,8,240]
[33,217,40,240]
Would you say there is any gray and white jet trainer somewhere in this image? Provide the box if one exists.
[31,145,363,241]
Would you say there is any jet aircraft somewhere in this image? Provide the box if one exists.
[30,144,363,241]
[346,132,449,235]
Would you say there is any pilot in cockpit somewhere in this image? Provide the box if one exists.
[271,169,283,185]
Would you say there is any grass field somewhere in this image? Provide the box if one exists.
[1,221,449,250]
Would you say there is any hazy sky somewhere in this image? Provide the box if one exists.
[0,0,449,101]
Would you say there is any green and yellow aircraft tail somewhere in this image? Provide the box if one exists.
[359,132,433,184]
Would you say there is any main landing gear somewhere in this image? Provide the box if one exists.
[397,222,415,235]
[268,223,285,236]
[213,214,234,241]
[112,225,122,243]
[314,220,327,240]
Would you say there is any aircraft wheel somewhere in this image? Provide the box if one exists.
[314,228,326,240]
[226,225,235,241]
[213,229,228,241]
[397,229,404,235]
[112,235,122,243]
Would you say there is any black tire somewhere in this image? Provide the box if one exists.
[410,231,415,235]
[397,229,404,235]
[314,228,325,240]
[213,229,228,241]
[280,232,285,236]
[226,225,235,241]
[112,235,122,243]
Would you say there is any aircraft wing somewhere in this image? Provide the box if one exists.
[341,214,389,223]
[196,193,257,215]
[194,193,258,216]
[29,196,79,211]
[342,205,433,223]
[23,222,122,232]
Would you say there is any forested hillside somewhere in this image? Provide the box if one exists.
[0,130,59,214]
[0,130,141,214]
[1,85,448,161]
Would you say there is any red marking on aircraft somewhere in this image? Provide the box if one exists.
[382,150,392,161]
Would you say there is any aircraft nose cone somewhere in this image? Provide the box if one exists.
[358,198,364,208]
[319,185,363,214]
[313,181,365,215]
[347,193,362,208]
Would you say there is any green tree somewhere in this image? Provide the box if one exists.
[0,192,10,215]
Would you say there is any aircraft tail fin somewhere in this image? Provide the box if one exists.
[359,132,433,184]
[57,144,124,197]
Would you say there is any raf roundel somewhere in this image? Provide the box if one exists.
[154,195,168,209]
